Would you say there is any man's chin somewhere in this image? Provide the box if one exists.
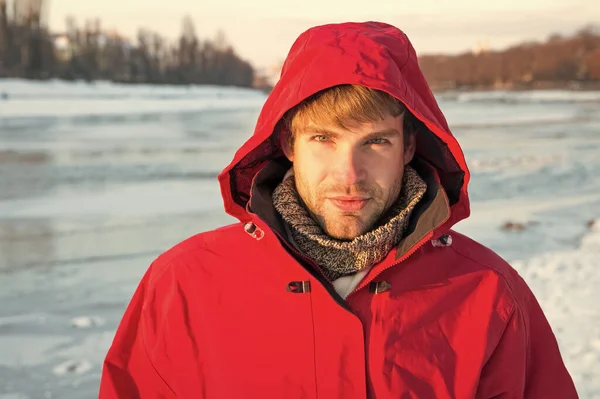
[322,221,368,241]
[311,207,375,239]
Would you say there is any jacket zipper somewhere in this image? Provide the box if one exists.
[249,186,451,309]
[346,191,452,301]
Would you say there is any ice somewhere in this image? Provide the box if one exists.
[0,79,265,119]
[0,313,48,327]
[0,180,221,219]
[469,154,564,172]
[439,100,582,129]
[0,335,71,367]
[437,89,600,104]
[1,80,599,398]
[0,78,261,99]
[509,219,600,398]
[582,220,600,249]
[70,317,105,329]
[52,360,93,376]
[0,97,264,119]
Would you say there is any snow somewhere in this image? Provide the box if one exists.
[0,180,221,219]
[0,79,263,117]
[70,317,105,329]
[510,219,600,397]
[0,394,30,399]
[52,360,93,376]
[439,89,600,103]
[0,336,71,367]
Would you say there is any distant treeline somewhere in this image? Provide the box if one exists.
[419,26,600,91]
[0,0,254,87]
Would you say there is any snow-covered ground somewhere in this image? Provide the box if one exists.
[0,79,598,398]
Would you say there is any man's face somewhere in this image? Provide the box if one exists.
[282,113,416,240]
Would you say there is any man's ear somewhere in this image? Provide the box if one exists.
[280,129,294,162]
[404,132,417,165]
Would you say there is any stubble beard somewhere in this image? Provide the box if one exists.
[295,174,403,241]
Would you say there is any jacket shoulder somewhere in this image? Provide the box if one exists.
[147,222,247,283]
[447,229,531,309]
[448,230,515,274]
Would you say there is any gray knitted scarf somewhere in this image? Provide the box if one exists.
[272,166,427,281]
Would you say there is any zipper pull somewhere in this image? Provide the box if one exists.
[369,281,391,294]
[431,234,452,247]
[244,222,264,240]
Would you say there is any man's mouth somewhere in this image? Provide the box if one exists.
[328,196,370,211]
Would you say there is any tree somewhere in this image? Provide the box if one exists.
[419,27,600,90]
[1,7,255,86]
[0,0,9,73]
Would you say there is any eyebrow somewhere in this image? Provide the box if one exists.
[299,128,400,141]
[362,129,401,141]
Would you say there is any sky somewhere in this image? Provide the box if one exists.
[44,0,599,68]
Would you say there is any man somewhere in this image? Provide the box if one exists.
[99,22,578,398]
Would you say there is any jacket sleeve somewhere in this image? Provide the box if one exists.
[476,279,579,398]
[99,265,176,399]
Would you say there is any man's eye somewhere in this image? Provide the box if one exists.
[312,135,329,142]
[367,138,389,145]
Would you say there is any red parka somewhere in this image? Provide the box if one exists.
[99,22,578,398]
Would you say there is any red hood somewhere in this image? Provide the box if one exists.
[218,21,470,231]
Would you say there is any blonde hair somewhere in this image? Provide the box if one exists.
[283,85,422,146]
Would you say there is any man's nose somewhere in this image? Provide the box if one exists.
[331,147,366,184]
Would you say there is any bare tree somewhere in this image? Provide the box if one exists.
[0,0,8,72]
[1,7,255,86]
[419,27,600,90]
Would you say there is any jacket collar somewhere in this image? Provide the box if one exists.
[248,157,451,269]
